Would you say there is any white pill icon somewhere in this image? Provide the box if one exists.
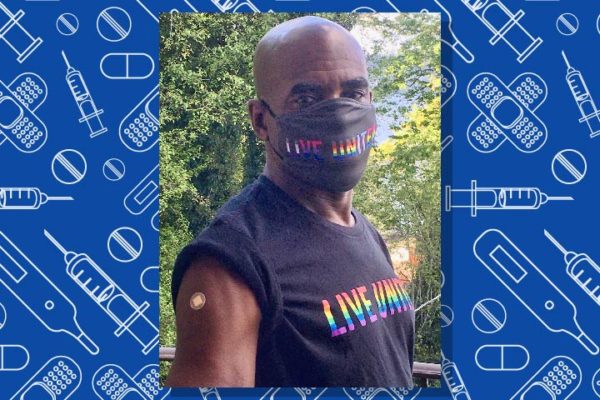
[472,298,506,334]
[0,302,5,330]
[592,367,600,398]
[440,304,454,328]
[475,345,529,371]
[0,345,29,371]
[100,53,155,80]
[56,13,79,36]
[97,7,131,42]
[51,149,87,185]
[440,270,445,288]
[140,266,159,293]
[151,211,159,232]
[107,227,143,263]
[556,13,579,36]
[352,6,376,13]
[103,158,126,181]
[552,149,587,185]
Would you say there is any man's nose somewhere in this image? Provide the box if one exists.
[323,90,343,100]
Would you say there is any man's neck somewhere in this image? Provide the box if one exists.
[263,166,355,227]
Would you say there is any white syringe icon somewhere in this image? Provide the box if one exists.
[562,51,600,138]
[445,181,572,217]
[44,230,159,355]
[61,51,108,138]
[0,187,72,210]
[441,350,472,400]
[545,230,600,307]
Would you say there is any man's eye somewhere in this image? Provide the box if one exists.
[349,91,366,100]
[296,96,318,109]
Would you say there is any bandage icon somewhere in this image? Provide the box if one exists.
[261,388,327,400]
[510,356,581,400]
[0,73,47,153]
[119,85,159,152]
[93,364,170,400]
[11,356,81,400]
[135,0,198,22]
[199,388,221,400]
[343,387,421,400]
[467,72,547,153]
[441,65,456,108]
[210,0,260,12]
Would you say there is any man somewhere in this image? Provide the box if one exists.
[166,15,415,387]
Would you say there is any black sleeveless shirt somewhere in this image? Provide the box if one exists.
[171,175,415,387]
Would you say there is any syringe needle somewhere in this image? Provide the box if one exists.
[46,196,73,202]
[561,50,571,69]
[540,193,573,205]
[39,194,73,206]
[61,50,71,69]
[544,229,569,256]
[546,196,574,202]
[44,229,69,256]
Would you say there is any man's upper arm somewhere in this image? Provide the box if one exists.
[165,256,262,387]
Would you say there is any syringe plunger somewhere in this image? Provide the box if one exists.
[0,3,43,63]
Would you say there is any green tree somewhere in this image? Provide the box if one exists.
[353,13,441,367]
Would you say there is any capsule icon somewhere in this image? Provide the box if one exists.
[100,53,155,80]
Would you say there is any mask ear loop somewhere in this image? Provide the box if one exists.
[259,99,278,119]
[259,99,285,161]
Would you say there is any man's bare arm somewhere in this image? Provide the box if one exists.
[165,256,261,387]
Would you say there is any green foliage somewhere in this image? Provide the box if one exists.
[353,13,441,364]
[363,13,440,119]
[355,101,441,365]
[159,13,441,377]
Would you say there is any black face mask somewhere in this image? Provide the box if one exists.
[261,97,377,192]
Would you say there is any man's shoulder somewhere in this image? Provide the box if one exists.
[206,176,278,240]
[353,208,388,246]
[216,179,262,218]
[353,208,377,231]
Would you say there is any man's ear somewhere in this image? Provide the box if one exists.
[247,99,269,141]
[369,90,373,103]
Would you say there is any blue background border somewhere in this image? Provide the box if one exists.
[1,0,599,399]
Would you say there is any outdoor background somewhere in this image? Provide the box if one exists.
[159,13,440,383]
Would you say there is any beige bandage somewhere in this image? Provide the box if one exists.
[190,292,206,310]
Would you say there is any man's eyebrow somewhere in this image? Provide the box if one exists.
[289,82,324,96]
[341,78,370,90]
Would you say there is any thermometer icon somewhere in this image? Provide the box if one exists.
[474,229,598,355]
[0,231,98,355]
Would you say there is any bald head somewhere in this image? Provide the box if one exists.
[253,16,367,101]
[247,15,372,175]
